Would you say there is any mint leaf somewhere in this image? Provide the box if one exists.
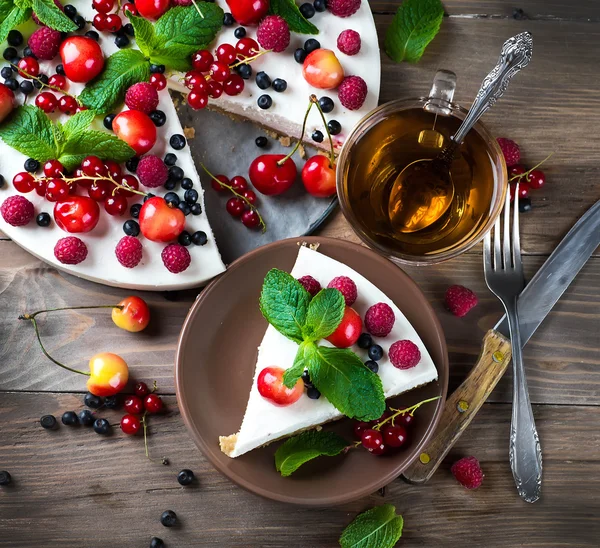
[303,288,344,342]
[61,109,97,140]
[259,269,311,344]
[79,49,150,114]
[32,0,77,32]
[0,105,59,162]
[310,346,385,421]
[59,131,135,171]
[128,15,155,58]
[339,505,404,548]
[283,341,316,388]
[269,0,318,35]
[0,4,31,44]
[384,0,444,63]
[275,430,348,477]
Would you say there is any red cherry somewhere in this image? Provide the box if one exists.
[235,37,259,59]
[139,196,186,242]
[207,80,223,99]
[187,89,209,110]
[361,429,385,454]
[35,91,57,113]
[242,189,257,204]
[382,424,408,448]
[13,172,35,193]
[54,196,100,233]
[241,209,260,228]
[93,13,107,30]
[249,154,297,196]
[45,178,70,202]
[257,366,303,406]
[508,164,526,180]
[104,160,122,180]
[325,306,362,348]
[124,395,144,415]
[116,175,139,197]
[112,110,157,155]
[93,0,115,13]
[226,197,245,217]
[526,169,546,190]
[216,43,237,64]
[230,175,248,192]
[301,155,336,198]
[395,412,415,428]
[58,96,78,115]
[144,393,163,414]
[225,0,269,25]
[48,74,67,91]
[149,73,166,90]
[88,181,112,202]
[59,36,105,83]
[120,414,141,435]
[17,57,39,79]
[134,382,150,397]
[82,155,107,177]
[209,62,230,83]
[35,178,48,197]
[134,0,170,19]
[44,159,65,178]
[211,174,229,192]
[223,74,244,96]
[104,195,128,216]
[191,50,214,72]
[104,13,122,32]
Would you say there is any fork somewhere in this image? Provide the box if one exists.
[483,183,542,503]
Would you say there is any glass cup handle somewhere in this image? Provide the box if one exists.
[424,70,457,116]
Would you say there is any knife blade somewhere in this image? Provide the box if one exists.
[402,198,600,484]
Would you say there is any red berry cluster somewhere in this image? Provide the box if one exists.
[92,0,123,32]
[121,381,165,436]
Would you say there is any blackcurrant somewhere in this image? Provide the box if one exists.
[357,333,372,349]
[300,3,315,18]
[3,47,17,61]
[257,94,272,109]
[104,395,120,410]
[255,71,271,89]
[178,202,191,216]
[24,158,39,172]
[234,26,246,38]
[191,231,207,245]
[61,411,78,426]
[301,370,312,386]
[311,130,323,143]
[84,392,103,409]
[164,179,176,190]
[150,110,166,127]
[328,119,341,135]
[365,360,379,373]
[164,192,180,206]
[93,418,111,435]
[19,81,34,95]
[304,39,320,53]
[313,0,327,11]
[236,63,252,79]
[0,471,11,486]
[181,178,193,190]
[164,153,177,166]
[294,48,307,64]
[318,96,334,113]
[85,30,100,41]
[177,469,195,486]
[7,30,23,47]
[178,231,191,246]
[0,67,12,79]
[123,219,140,236]
[40,414,57,429]
[4,78,18,91]
[64,4,77,17]
[150,538,164,548]
[115,35,129,48]
[0,175,4,188]
[184,189,198,204]
[223,12,234,26]
[130,203,141,218]
[36,212,51,227]
[368,344,384,361]
[123,23,135,37]
[150,64,165,74]
[73,14,86,29]
[191,203,202,216]
[104,113,116,130]
[307,386,321,399]
[33,74,48,89]
[170,134,186,150]
[255,136,268,148]
[22,46,33,58]
[126,156,140,172]
[78,409,95,427]
[160,510,177,527]
[519,197,532,213]
[272,78,287,92]
[56,64,65,75]
[169,165,184,181]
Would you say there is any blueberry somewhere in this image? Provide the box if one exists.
[519,197,532,213]
[19,81,34,95]
[294,48,307,64]
[93,418,111,435]
[304,39,320,53]
[40,414,57,429]
[178,201,191,216]
[313,0,327,12]
[104,395,120,410]
[7,30,23,47]
[164,179,176,191]
[311,130,323,143]
[1,66,12,79]
[307,386,321,399]
[301,369,312,386]
[234,26,246,38]
[73,14,86,30]
[328,120,341,135]
[33,74,48,89]
[236,63,252,79]
[181,178,193,190]
[170,134,186,150]
[365,360,379,373]
[3,47,17,61]
[255,71,271,90]
[160,510,177,527]
[115,35,129,48]
[272,78,287,92]
[85,30,100,41]
[22,46,33,58]
[78,409,95,427]
[357,333,372,349]
[191,230,207,245]
[150,538,165,548]
[56,64,65,75]
[169,165,184,181]
[143,193,155,203]
[178,231,191,246]
[191,203,202,216]
[257,94,272,109]
[0,175,4,188]
[300,3,315,18]
[318,96,334,113]
[130,203,141,218]
[84,392,103,409]
[150,110,166,127]
[368,344,384,361]
[513,7,526,20]
[103,113,116,130]
[61,411,78,426]
[126,156,139,173]
[123,219,140,236]
[0,471,11,486]
[164,192,180,206]
[150,64,165,74]
[36,212,51,227]
[184,189,198,204]
[4,78,18,91]
[24,158,39,172]
[164,153,177,166]
[177,469,195,486]
[64,4,77,17]
[123,23,135,37]
[223,12,235,26]
[255,136,268,148]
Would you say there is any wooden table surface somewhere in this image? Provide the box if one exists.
[2,1,600,546]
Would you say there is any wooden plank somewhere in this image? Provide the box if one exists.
[1,241,598,405]
[0,393,598,547]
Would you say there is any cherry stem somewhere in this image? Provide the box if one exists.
[199,162,267,232]
[277,96,315,166]
[11,63,81,104]
[33,174,148,198]
[374,396,441,431]
[310,94,336,168]
[142,413,169,465]
[508,153,553,183]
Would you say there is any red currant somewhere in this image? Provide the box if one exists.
[104,195,128,216]
[88,181,111,202]
[184,70,207,91]
[211,174,229,192]
[526,169,545,190]
[122,2,138,16]
[249,154,297,196]
[105,14,122,32]
[13,172,35,193]
[361,429,385,454]
[242,189,257,204]
[187,89,209,110]
[216,43,237,64]
[209,62,230,83]
[44,160,64,178]
[144,393,163,414]
[17,57,39,79]
[74,168,93,188]
[226,197,245,217]
[35,92,57,113]
[235,37,259,59]
[207,80,223,99]
[223,74,244,96]
[134,382,150,397]
[124,395,144,415]
[241,209,260,228]
[103,160,122,180]
[149,73,166,90]
[58,96,78,115]
[120,413,141,435]
[257,366,303,406]
[93,0,115,13]
[76,106,88,114]
[353,421,371,440]
[516,184,529,199]
[69,182,78,195]
[508,164,526,180]
[48,74,67,91]
[116,174,139,197]
[93,13,107,30]
[35,178,48,197]
[45,178,70,202]
[82,155,107,177]
[230,175,248,192]
[191,49,213,72]
[395,412,415,428]
[382,424,408,448]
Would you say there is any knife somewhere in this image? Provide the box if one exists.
[402,199,600,484]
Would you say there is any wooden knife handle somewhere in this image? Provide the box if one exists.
[402,330,512,484]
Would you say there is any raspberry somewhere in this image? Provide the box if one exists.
[364,302,395,337]
[451,456,484,490]
[136,155,168,188]
[338,75,367,110]
[171,0,193,4]
[389,340,421,369]
[1,195,34,226]
[54,237,88,265]
[298,275,321,297]
[337,29,361,55]
[497,137,520,167]
[445,285,478,317]
[28,26,62,61]
[327,276,357,306]
[161,244,191,273]
[328,0,361,17]
[125,82,159,114]
[32,0,62,24]
[256,16,290,53]
[115,236,142,268]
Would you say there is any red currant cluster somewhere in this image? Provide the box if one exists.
[121,381,164,436]
[508,163,547,211]
[184,37,263,110]
[92,0,126,33]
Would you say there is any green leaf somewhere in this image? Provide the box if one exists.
[384,0,444,63]
[61,109,97,140]
[0,5,31,44]
[283,341,316,388]
[58,131,135,171]
[310,346,385,421]
[303,288,345,342]
[275,430,348,477]
[79,49,150,114]
[145,46,197,72]
[269,0,319,35]
[339,505,404,548]
[259,269,312,344]
[32,0,77,32]
[0,105,59,163]
[128,15,156,58]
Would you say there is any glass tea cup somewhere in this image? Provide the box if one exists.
[336,70,508,266]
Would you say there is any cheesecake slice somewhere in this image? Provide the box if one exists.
[220,246,438,458]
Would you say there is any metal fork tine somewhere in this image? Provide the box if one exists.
[513,182,521,267]
[503,187,511,269]
[493,215,501,270]
[483,231,492,271]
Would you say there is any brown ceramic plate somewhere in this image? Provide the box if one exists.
[175,237,449,506]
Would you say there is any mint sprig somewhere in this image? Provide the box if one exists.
[339,505,404,548]
[31,0,78,32]
[274,430,348,477]
[384,0,444,63]
[0,0,31,44]
[269,0,319,35]
[303,288,345,342]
